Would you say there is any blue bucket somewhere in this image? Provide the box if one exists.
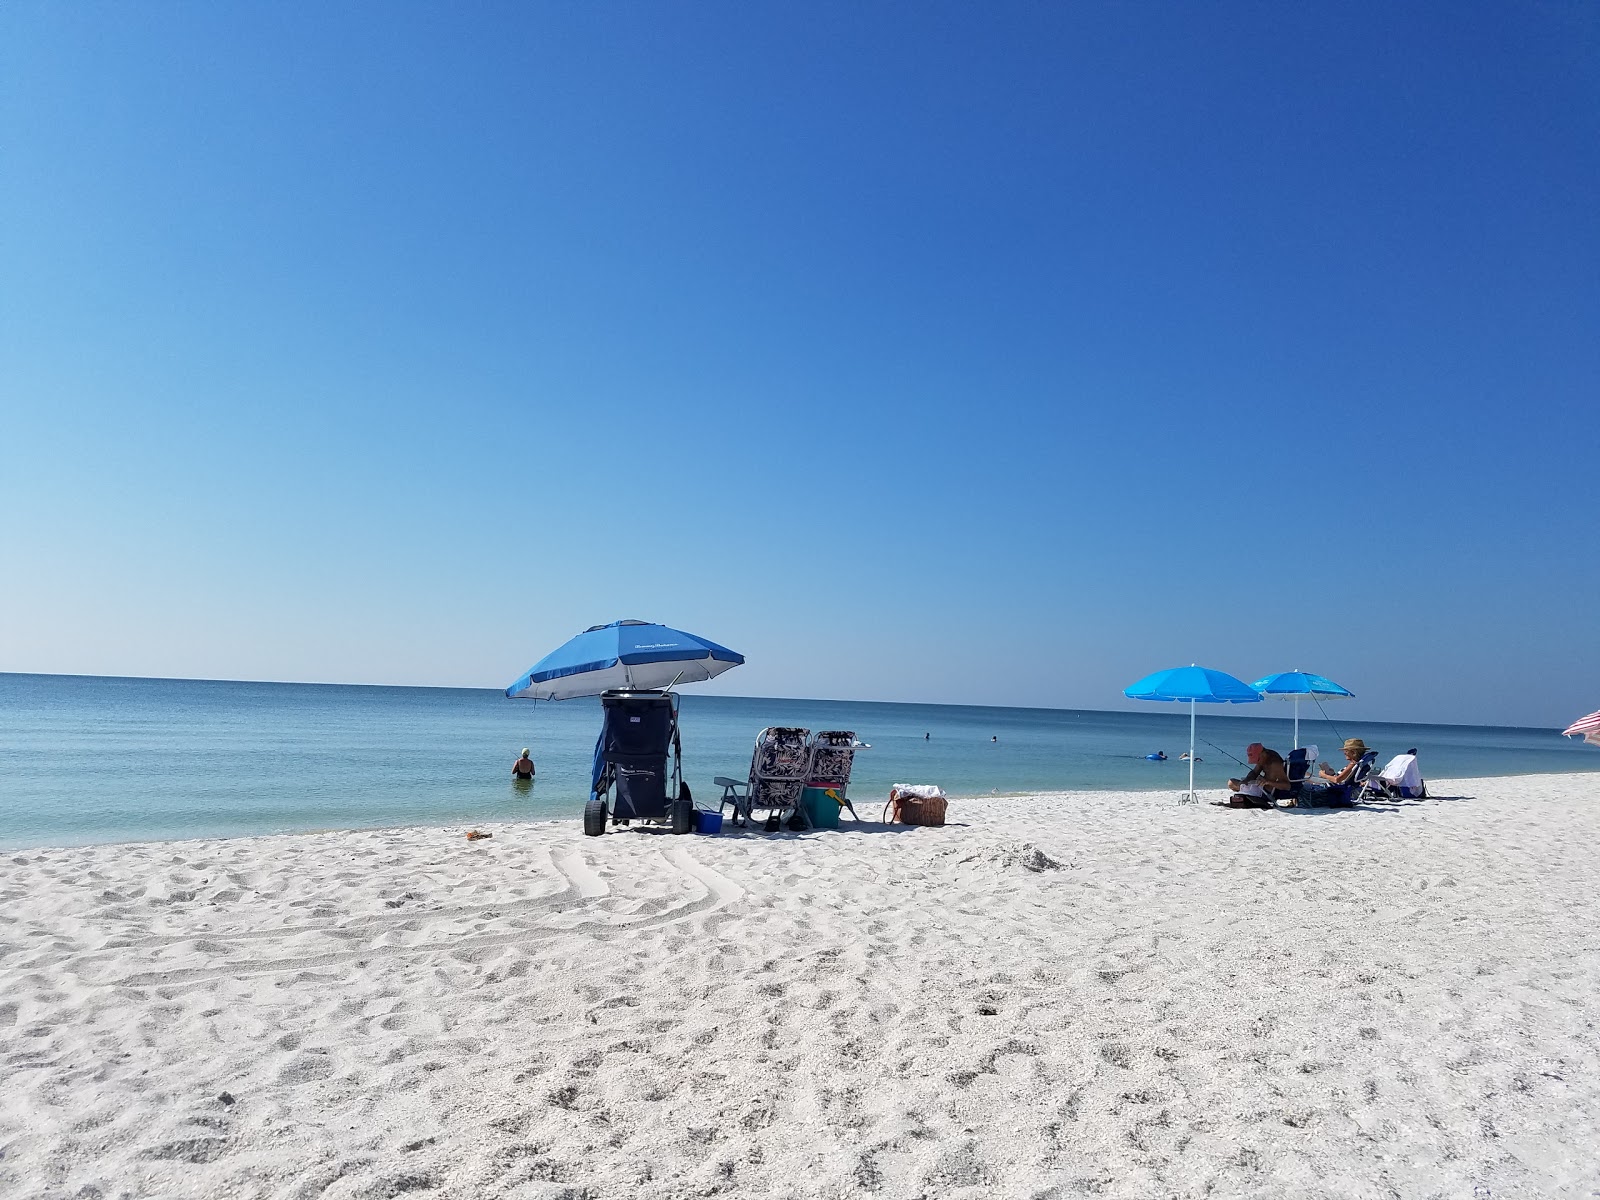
[692,809,723,835]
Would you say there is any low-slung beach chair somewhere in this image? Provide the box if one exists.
[1271,746,1321,806]
[1277,749,1374,808]
[742,727,811,831]
[805,730,863,823]
[1360,750,1426,801]
[715,776,751,827]
[1311,750,1377,807]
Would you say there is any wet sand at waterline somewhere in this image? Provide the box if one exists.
[3,774,1597,1198]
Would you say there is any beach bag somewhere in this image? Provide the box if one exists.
[884,784,948,827]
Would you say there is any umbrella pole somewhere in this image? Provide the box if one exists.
[1293,696,1300,749]
[1186,700,1196,803]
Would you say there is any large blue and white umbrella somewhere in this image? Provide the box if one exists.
[1125,665,1262,802]
[1250,670,1353,749]
[505,620,744,701]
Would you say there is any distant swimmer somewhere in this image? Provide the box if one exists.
[512,748,535,780]
[1180,751,1201,762]
[925,732,930,740]
[991,735,998,742]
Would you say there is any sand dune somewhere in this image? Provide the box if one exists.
[3,774,1598,1198]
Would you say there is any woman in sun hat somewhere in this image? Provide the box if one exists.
[1289,736,1372,806]
[1319,737,1369,784]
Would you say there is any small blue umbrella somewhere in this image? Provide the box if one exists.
[1250,670,1354,749]
[1124,665,1262,802]
[505,620,744,701]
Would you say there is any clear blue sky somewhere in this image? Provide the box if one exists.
[2,2,1596,727]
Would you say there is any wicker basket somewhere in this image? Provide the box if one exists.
[883,788,948,827]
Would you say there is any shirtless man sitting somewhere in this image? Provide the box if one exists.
[1217,743,1289,808]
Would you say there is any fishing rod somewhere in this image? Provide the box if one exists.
[1195,735,1248,766]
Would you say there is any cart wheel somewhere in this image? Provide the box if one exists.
[670,798,693,835]
[583,797,608,837]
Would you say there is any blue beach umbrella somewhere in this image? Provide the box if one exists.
[505,620,745,701]
[1124,665,1262,802]
[1250,670,1354,750]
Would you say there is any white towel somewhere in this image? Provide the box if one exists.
[1378,754,1423,792]
[890,784,946,801]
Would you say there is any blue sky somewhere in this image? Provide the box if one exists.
[2,2,1596,727]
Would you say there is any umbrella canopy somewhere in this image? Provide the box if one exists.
[1251,671,1353,698]
[1563,709,1600,748]
[1127,665,1264,704]
[1124,665,1261,801]
[505,620,744,701]
[1250,670,1354,748]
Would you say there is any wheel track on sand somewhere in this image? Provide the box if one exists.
[96,843,742,990]
[69,844,586,951]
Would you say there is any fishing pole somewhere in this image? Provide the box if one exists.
[1195,735,1248,766]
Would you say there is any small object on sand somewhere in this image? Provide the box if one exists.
[218,1092,236,1106]
[465,830,492,840]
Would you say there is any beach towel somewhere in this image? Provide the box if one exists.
[1376,754,1425,798]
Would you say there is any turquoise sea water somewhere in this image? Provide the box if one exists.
[2,672,1595,849]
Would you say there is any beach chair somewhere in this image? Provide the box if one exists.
[1274,747,1315,806]
[1319,750,1377,807]
[744,727,812,831]
[1360,750,1427,801]
[584,690,692,836]
[803,730,864,824]
[1280,749,1374,808]
[715,776,751,827]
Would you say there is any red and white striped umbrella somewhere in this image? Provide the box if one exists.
[1562,709,1600,747]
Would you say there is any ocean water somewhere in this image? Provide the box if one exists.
[1,673,1595,849]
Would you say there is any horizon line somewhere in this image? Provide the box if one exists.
[0,669,1567,734]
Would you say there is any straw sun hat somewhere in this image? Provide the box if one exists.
[1342,738,1369,755]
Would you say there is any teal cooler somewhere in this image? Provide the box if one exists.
[800,786,842,830]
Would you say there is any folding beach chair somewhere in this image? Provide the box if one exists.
[1360,750,1427,801]
[737,727,812,831]
[1280,749,1374,808]
[804,730,864,823]
[1274,747,1316,806]
[1320,750,1377,807]
[715,776,752,827]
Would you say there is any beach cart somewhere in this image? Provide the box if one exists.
[585,690,692,836]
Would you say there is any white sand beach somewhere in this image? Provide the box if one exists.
[3,774,1598,1199]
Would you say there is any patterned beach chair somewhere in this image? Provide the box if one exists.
[746,727,811,831]
[805,730,863,823]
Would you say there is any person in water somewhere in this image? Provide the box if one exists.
[1219,743,1288,807]
[991,735,998,742]
[1153,751,1167,761]
[512,748,535,780]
